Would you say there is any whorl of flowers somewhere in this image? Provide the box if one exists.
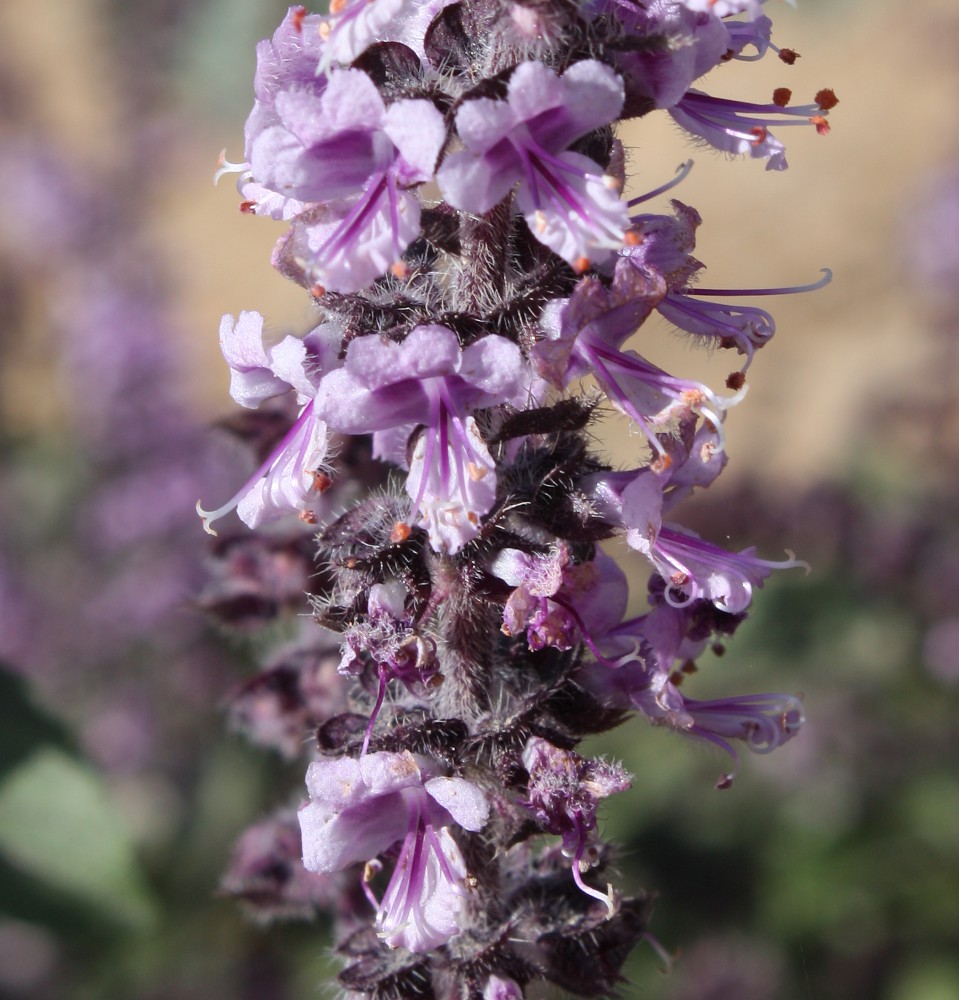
[201,2,835,995]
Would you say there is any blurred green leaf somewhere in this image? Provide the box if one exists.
[889,958,959,1000]
[0,748,158,932]
[0,665,75,781]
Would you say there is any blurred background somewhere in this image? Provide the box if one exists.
[1,0,958,998]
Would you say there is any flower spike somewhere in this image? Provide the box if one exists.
[202,1,835,992]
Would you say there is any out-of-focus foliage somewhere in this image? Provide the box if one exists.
[0,671,156,933]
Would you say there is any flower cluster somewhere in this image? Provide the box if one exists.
[201,1,834,995]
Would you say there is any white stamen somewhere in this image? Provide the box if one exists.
[213,149,251,186]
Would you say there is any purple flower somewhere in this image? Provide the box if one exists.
[658,294,776,367]
[484,975,524,1000]
[578,609,804,786]
[490,547,629,653]
[600,0,730,112]
[536,261,739,459]
[222,809,340,921]
[523,737,630,912]
[404,414,498,554]
[197,315,341,533]
[597,600,709,673]
[249,68,445,292]
[339,580,440,751]
[491,544,573,649]
[532,260,665,389]
[647,683,804,789]
[298,750,489,952]
[680,693,806,787]
[623,200,774,364]
[657,269,832,367]
[214,7,328,218]
[319,0,455,67]
[622,201,832,366]
[437,60,629,267]
[251,6,328,108]
[725,15,774,62]
[321,0,408,67]
[247,69,390,205]
[219,30,446,292]
[317,326,527,551]
[582,421,726,532]
[227,628,347,758]
[217,310,295,407]
[621,470,807,612]
[656,419,727,506]
[622,199,703,287]
[669,89,832,171]
[677,0,765,18]
[339,581,438,691]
